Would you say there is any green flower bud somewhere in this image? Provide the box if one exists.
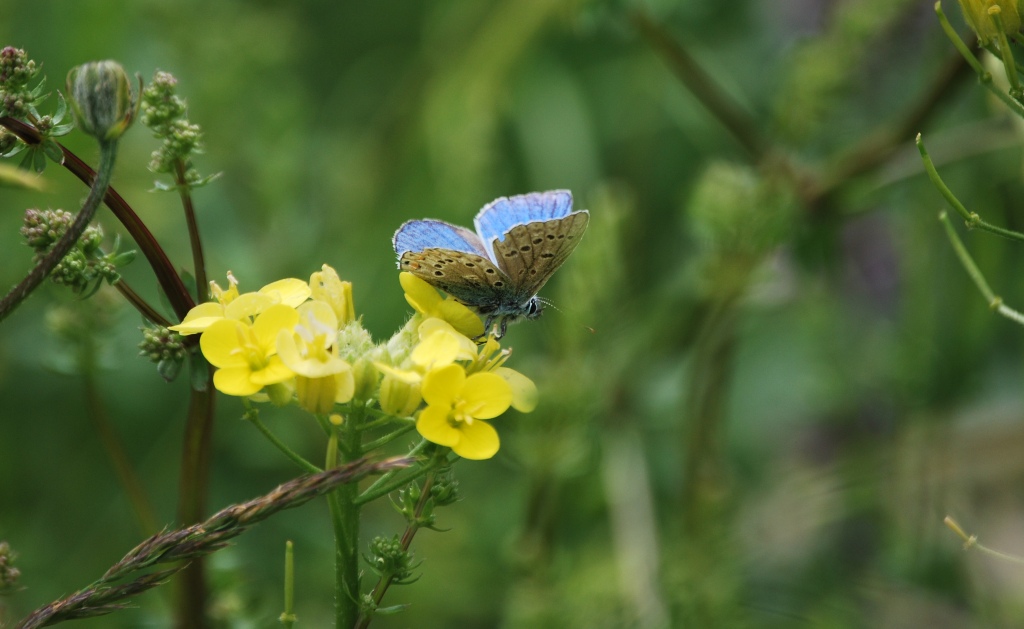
[379,373,422,417]
[959,0,1021,43]
[66,60,137,141]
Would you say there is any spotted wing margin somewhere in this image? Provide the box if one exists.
[489,210,589,299]
[399,248,510,306]
[393,219,488,261]
[474,190,574,262]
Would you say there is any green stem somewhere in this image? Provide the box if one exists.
[281,541,297,628]
[361,423,417,452]
[0,138,118,322]
[990,12,1022,95]
[945,516,1024,564]
[328,406,364,628]
[246,408,322,474]
[938,211,1024,325]
[934,4,1024,118]
[917,134,1024,242]
[355,470,437,629]
[84,369,160,536]
[356,440,432,506]
[935,2,988,74]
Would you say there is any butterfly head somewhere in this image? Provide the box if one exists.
[524,296,544,320]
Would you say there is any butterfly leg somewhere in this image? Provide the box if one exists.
[472,314,498,343]
[496,317,509,340]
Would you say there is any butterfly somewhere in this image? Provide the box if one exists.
[393,190,589,339]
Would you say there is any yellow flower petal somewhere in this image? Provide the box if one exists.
[213,366,263,396]
[260,278,312,307]
[400,272,443,314]
[494,367,537,413]
[416,405,461,447]
[461,372,512,419]
[169,302,226,335]
[310,265,355,324]
[374,362,423,385]
[224,292,274,320]
[200,319,250,368]
[437,299,484,338]
[334,369,356,404]
[411,329,461,368]
[249,356,295,385]
[419,318,476,359]
[422,363,465,407]
[451,418,500,460]
[252,304,300,353]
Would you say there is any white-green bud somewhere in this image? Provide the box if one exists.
[66,60,136,141]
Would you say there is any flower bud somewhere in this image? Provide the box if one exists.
[379,373,422,417]
[66,60,136,141]
[958,0,1021,42]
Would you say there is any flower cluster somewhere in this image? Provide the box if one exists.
[170,267,536,460]
[21,208,127,294]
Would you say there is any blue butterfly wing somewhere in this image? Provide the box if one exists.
[473,190,574,253]
[394,219,510,307]
[393,219,488,258]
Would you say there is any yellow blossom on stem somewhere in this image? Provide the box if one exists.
[170,273,312,335]
[310,264,355,325]
[277,301,355,414]
[417,363,512,460]
[400,272,484,339]
[200,304,299,396]
[467,336,538,412]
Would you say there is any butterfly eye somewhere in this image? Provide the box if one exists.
[525,298,543,319]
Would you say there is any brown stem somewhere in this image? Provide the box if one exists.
[174,373,216,629]
[0,116,195,320]
[174,160,208,302]
[113,279,173,327]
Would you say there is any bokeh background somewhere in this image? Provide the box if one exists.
[3,0,1024,627]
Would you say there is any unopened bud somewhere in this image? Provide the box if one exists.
[66,60,137,141]
[958,0,1021,42]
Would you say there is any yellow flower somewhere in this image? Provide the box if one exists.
[417,363,512,460]
[310,264,355,325]
[467,337,538,413]
[170,273,312,335]
[277,301,355,414]
[200,304,299,396]
[400,272,483,339]
[959,0,1021,42]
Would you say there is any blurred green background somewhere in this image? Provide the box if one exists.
[4,0,1024,627]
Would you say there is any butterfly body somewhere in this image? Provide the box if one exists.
[394,190,588,338]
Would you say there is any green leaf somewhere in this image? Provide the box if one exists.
[158,357,183,382]
[110,250,137,267]
[53,90,68,122]
[189,351,210,392]
[42,139,64,164]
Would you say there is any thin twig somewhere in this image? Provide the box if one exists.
[630,10,766,160]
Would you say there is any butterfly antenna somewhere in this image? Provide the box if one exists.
[538,297,596,334]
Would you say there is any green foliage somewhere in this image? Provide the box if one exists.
[5,1,1024,628]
